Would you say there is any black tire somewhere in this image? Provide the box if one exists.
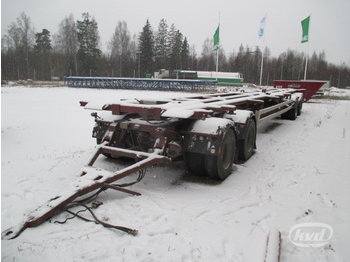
[204,129,236,180]
[282,102,298,120]
[184,152,206,176]
[297,100,303,116]
[238,119,256,161]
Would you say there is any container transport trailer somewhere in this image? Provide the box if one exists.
[3,86,304,260]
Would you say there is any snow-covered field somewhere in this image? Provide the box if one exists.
[1,86,350,261]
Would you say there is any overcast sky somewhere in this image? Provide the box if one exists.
[2,0,350,66]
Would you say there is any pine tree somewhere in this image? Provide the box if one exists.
[167,24,176,68]
[76,13,101,76]
[181,37,189,69]
[138,19,154,76]
[34,29,52,79]
[154,18,168,70]
[169,30,183,70]
[35,29,51,52]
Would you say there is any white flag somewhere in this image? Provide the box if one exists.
[258,16,266,39]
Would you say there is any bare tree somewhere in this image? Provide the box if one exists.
[188,44,198,70]
[1,13,349,86]
[17,12,35,78]
[109,21,134,77]
[198,38,215,71]
[55,14,79,75]
[2,12,35,79]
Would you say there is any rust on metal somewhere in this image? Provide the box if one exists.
[3,88,305,240]
[102,183,141,196]
[2,144,170,240]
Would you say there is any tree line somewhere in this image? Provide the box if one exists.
[2,12,349,88]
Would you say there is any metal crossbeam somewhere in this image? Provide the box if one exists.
[2,143,170,240]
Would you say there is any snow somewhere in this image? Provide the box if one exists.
[264,229,281,262]
[162,109,197,119]
[92,111,126,122]
[190,118,233,135]
[84,101,111,110]
[227,110,254,124]
[2,86,350,261]
[291,92,304,101]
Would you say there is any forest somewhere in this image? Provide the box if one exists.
[1,12,349,88]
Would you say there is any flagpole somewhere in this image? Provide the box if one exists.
[216,49,219,80]
[259,50,264,86]
[303,14,311,80]
[259,14,266,86]
[259,40,265,86]
[216,13,220,81]
[304,16,310,80]
[304,49,308,80]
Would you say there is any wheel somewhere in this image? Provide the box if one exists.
[282,102,298,120]
[204,128,236,180]
[297,100,303,116]
[184,152,206,176]
[238,119,256,161]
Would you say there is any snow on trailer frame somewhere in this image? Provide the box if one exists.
[2,87,304,246]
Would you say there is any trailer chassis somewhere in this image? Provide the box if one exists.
[2,88,303,240]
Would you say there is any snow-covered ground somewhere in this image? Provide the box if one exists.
[1,86,350,261]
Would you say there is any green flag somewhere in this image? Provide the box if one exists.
[301,16,310,43]
[213,26,220,50]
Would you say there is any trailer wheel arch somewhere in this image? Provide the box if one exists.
[182,118,237,179]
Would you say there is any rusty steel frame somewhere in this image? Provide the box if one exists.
[3,88,305,240]
[80,89,300,121]
[2,143,170,240]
